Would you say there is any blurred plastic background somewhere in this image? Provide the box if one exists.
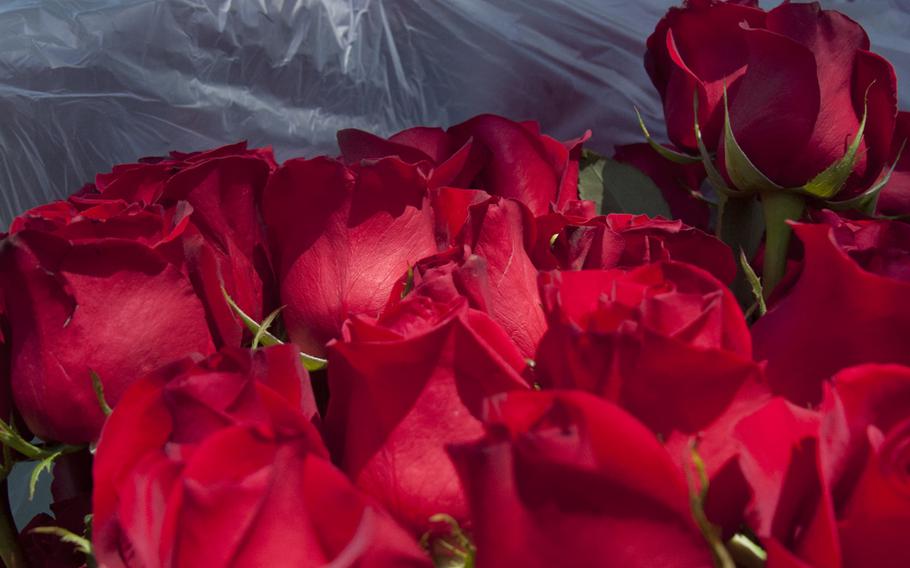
[3,0,910,524]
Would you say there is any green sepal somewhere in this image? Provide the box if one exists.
[634,107,701,165]
[727,533,767,568]
[420,514,476,568]
[825,138,906,213]
[29,450,62,500]
[401,265,415,299]
[30,526,93,557]
[693,93,743,197]
[685,442,735,568]
[739,248,767,318]
[800,90,869,199]
[722,87,783,195]
[252,306,285,349]
[90,370,112,417]
[222,287,328,371]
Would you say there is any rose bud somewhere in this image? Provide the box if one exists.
[93,345,430,567]
[536,262,767,482]
[401,193,545,358]
[646,1,896,197]
[262,156,438,357]
[752,214,910,405]
[0,201,216,443]
[731,365,910,568]
[448,390,716,567]
[538,212,735,284]
[324,293,529,532]
[337,114,589,216]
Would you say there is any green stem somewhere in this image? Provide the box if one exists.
[0,481,27,568]
[760,191,806,298]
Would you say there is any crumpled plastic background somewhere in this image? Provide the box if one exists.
[3,0,910,525]
[3,0,909,229]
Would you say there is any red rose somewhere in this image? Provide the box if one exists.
[262,156,438,356]
[752,215,910,405]
[732,365,910,568]
[337,114,588,216]
[324,294,529,531]
[536,262,766,477]
[448,390,715,567]
[0,201,215,443]
[394,193,545,358]
[647,1,896,194]
[93,345,429,567]
[539,213,736,284]
[613,143,710,230]
[71,142,279,347]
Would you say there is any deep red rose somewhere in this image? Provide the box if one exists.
[536,262,766,478]
[539,213,735,283]
[0,201,216,443]
[69,142,279,348]
[337,114,589,216]
[613,143,710,229]
[752,216,910,405]
[878,111,910,216]
[262,156,438,357]
[647,1,896,194]
[732,365,910,568]
[324,294,529,532]
[93,345,429,567]
[448,390,715,567]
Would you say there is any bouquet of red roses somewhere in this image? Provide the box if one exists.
[1,1,908,567]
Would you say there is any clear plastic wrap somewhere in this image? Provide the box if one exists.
[3,0,906,227]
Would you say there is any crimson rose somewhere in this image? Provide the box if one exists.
[448,390,715,567]
[93,345,430,567]
[337,114,588,216]
[646,1,897,195]
[732,365,910,568]
[1,200,215,443]
[324,294,529,531]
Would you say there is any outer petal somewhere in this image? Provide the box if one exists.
[324,298,528,531]
[752,223,910,405]
[1,232,214,443]
[447,115,566,216]
[461,197,545,358]
[645,1,766,150]
[263,157,437,356]
[723,27,821,187]
[449,390,714,568]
